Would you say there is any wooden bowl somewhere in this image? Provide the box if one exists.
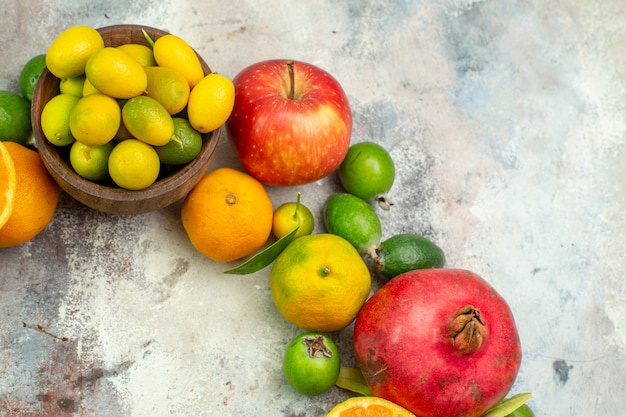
[31,24,220,215]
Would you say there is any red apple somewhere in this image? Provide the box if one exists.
[226,59,352,186]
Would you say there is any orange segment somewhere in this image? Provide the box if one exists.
[326,397,417,417]
[0,142,60,248]
[0,142,17,229]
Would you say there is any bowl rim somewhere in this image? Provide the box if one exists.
[32,24,220,214]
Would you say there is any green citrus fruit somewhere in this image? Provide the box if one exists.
[283,332,340,396]
[272,193,315,239]
[19,54,47,101]
[0,91,32,145]
[153,117,202,165]
[323,192,381,257]
[59,76,86,97]
[122,95,174,146]
[374,233,446,280]
[40,93,80,146]
[108,139,160,190]
[69,140,114,181]
[339,141,395,209]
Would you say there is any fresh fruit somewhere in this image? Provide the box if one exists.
[226,59,352,186]
[108,139,160,190]
[504,404,535,417]
[283,333,340,396]
[69,93,121,146]
[69,141,114,182]
[339,141,395,209]
[40,93,80,146]
[272,192,314,239]
[46,25,104,79]
[144,65,190,115]
[0,142,17,229]
[0,91,32,144]
[122,95,174,146]
[85,46,148,99]
[181,167,273,263]
[374,233,446,279]
[116,43,156,67]
[154,117,202,165]
[323,193,381,257]
[325,396,417,417]
[353,269,522,417]
[82,77,99,96]
[19,54,47,101]
[59,76,86,96]
[187,72,235,133]
[152,34,204,88]
[0,142,59,248]
[269,233,371,332]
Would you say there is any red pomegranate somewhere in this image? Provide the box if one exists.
[353,268,522,417]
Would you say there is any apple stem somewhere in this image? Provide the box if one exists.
[292,192,301,220]
[287,61,295,100]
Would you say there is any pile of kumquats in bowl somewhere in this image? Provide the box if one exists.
[31,24,234,215]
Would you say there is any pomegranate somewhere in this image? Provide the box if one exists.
[353,268,522,417]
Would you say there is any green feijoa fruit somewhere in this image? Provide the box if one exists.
[339,141,395,210]
[323,193,381,257]
[283,333,341,396]
[374,233,445,279]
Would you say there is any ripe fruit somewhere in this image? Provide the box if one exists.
[0,142,17,229]
[85,47,149,99]
[374,233,446,279]
[121,96,174,146]
[144,65,190,115]
[59,76,86,97]
[19,54,47,101]
[272,193,315,239]
[108,139,160,190]
[353,269,522,417]
[226,59,352,186]
[0,142,59,248]
[283,333,340,396]
[152,34,204,88]
[269,233,371,332]
[339,141,395,209]
[187,72,235,133]
[69,93,121,146]
[41,93,80,146]
[181,167,273,263]
[46,25,104,79]
[116,43,156,67]
[325,396,417,417]
[0,91,32,145]
[323,193,381,257]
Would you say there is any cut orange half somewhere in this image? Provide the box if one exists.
[326,396,417,417]
[0,141,17,229]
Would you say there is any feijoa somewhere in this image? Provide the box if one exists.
[338,141,395,210]
[323,193,381,257]
[374,233,445,279]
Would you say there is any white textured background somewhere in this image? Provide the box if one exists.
[1,1,624,416]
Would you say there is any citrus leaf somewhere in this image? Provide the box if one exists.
[223,227,299,275]
[335,367,372,396]
[481,393,532,417]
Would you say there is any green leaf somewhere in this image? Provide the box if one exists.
[223,227,299,275]
[335,367,372,396]
[481,393,532,417]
